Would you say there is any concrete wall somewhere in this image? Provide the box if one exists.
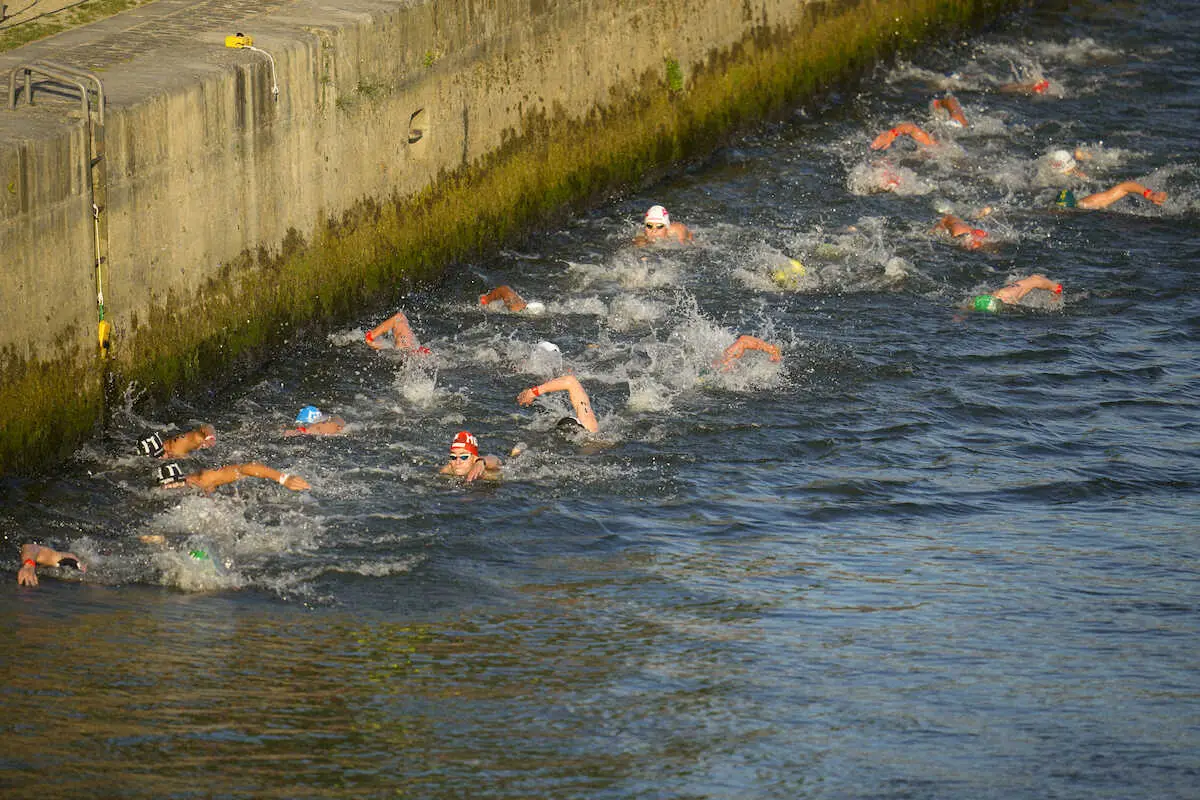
[0,0,1009,471]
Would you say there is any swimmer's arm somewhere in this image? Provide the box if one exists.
[286,417,346,437]
[518,376,599,433]
[466,455,502,482]
[716,336,781,370]
[163,425,216,458]
[871,122,935,150]
[990,275,1059,305]
[999,78,1049,94]
[933,95,969,127]
[673,223,694,243]
[1077,181,1166,210]
[366,312,418,350]
[480,286,527,312]
[188,464,310,492]
[18,543,86,587]
[931,215,972,237]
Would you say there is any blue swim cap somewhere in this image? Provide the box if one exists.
[295,406,324,424]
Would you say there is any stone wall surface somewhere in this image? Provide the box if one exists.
[0,0,1012,472]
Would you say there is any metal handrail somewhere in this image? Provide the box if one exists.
[7,60,105,124]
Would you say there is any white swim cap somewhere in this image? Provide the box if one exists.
[524,300,546,315]
[535,340,560,354]
[644,205,670,227]
[1046,149,1077,174]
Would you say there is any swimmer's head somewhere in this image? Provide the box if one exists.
[295,406,325,425]
[972,295,1001,313]
[524,301,546,316]
[157,462,187,488]
[1054,189,1077,208]
[556,416,588,434]
[448,430,479,476]
[643,205,670,230]
[1046,149,1077,175]
[450,430,479,457]
[536,340,560,355]
[138,432,165,458]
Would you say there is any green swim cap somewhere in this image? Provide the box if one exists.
[972,295,1000,313]
[1055,189,1077,208]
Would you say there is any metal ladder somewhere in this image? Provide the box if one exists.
[8,60,111,357]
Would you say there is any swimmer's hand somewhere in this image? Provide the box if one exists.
[516,388,538,406]
[510,441,528,458]
[280,474,311,491]
[465,460,488,483]
[1144,190,1167,206]
[16,562,37,586]
[17,547,86,587]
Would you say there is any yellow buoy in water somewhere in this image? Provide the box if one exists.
[770,258,806,289]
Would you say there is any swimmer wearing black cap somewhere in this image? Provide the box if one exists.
[156,462,310,493]
[16,543,85,588]
[517,375,599,433]
[138,424,216,459]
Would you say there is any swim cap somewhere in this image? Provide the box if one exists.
[138,432,165,458]
[535,340,560,354]
[1054,189,1077,208]
[450,430,479,456]
[295,406,324,425]
[157,462,186,487]
[556,416,586,432]
[644,205,670,227]
[1047,149,1077,174]
[524,301,546,316]
[972,295,1001,313]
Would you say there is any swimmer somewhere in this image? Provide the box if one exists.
[365,311,431,354]
[516,374,599,434]
[1060,181,1168,211]
[284,406,346,437]
[931,214,992,251]
[715,335,781,371]
[156,462,311,493]
[999,77,1052,95]
[438,430,502,482]
[633,204,694,246]
[16,543,86,587]
[870,122,937,151]
[479,285,546,315]
[1043,148,1088,180]
[138,425,216,459]
[966,274,1063,313]
[930,94,969,128]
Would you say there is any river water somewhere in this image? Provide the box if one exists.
[3,2,1198,797]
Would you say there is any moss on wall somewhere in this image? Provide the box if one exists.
[0,0,1020,474]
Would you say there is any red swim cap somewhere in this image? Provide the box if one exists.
[450,431,479,456]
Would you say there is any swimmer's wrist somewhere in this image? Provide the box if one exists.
[22,559,36,568]
[531,386,540,397]
[278,473,290,486]
[1143,188,1152,198]
[365,330,374,343]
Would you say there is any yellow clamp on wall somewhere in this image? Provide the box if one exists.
[97,320,112,357]
[225,33,253,49]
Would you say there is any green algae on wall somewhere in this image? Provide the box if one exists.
[0,0,1022,474]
